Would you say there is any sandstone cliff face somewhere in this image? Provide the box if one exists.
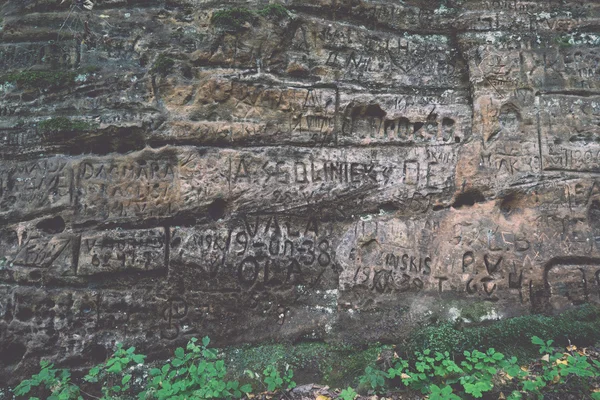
[1,0,600,384]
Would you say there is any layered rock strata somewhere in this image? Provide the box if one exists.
[1,0,600,384]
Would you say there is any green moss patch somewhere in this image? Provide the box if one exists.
[211,4,290,32]
[1,70,77,89]
[211,8,256,31]
[220,306,600,388]
[38,117,97,133]
[258,4,289,19]
[222,341,385,389]
[406,304,600,361]
[151,54,175,76]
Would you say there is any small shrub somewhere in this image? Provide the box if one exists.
[261,364,296,392]
[141,336,252,399]
[151,54,175,76]
[211,8,256,31]
[14,344,145,399]
[358,365,387,394]
[339,386,358,400]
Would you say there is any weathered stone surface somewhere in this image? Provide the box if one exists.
[2,0,600,386]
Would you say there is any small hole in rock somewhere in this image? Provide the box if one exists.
[378,202,399,213]
[85,344,108,363]
[171,236,182,248]
[16,307,34,322]
[452,189,485,208]
[0,342,26,366]
[499,192,520,215]
[29,270,42,281]
[208,198,227,221]
[36,215,65,234]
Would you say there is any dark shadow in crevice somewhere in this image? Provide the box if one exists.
[451,189,485,209]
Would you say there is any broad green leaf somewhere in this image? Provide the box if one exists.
[132,354,145,364]
[175,347,185,359]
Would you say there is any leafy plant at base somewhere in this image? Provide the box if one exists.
[338,387,358,400]
[83,343,146,399]
[429,384,461,400]
[141,336,251,399]
[261,364,296,392]
[358,365,387,394]
[13,360,82,400]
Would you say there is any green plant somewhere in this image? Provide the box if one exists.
[13,360,82,400]
[429,384,461,400]
[338,386,358,400]
[211,8,256,31]
[531,336,554,355]
[407,304,600,360]
[458,349,504,398]
[261,364,296,392]
[12,333,600,400]
[13,344,146,400]
[151,54,175,76]
[83,343,145,399]
[358,365,387,394]
[141,336,252,399]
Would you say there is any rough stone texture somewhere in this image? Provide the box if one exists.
[1,0,600,385]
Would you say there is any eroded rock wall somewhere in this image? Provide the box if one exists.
[1,0,600,384]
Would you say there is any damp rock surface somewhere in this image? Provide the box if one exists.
[1,0,600,385]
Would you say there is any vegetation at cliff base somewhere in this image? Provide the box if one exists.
[211,8,257,31]
[11,333,600,399]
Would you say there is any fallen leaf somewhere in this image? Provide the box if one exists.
[552,375,560,384]
[520,366,529,372]
[541,354,550,362]
[316,396,330,400]
[498,392,506,399]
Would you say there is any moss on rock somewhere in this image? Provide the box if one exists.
[1,70,77,89]
[222,341,385,388]
[151,54,175,76]
[211,8,257,31]
[406,304,600,361]
[38,117,97,133]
